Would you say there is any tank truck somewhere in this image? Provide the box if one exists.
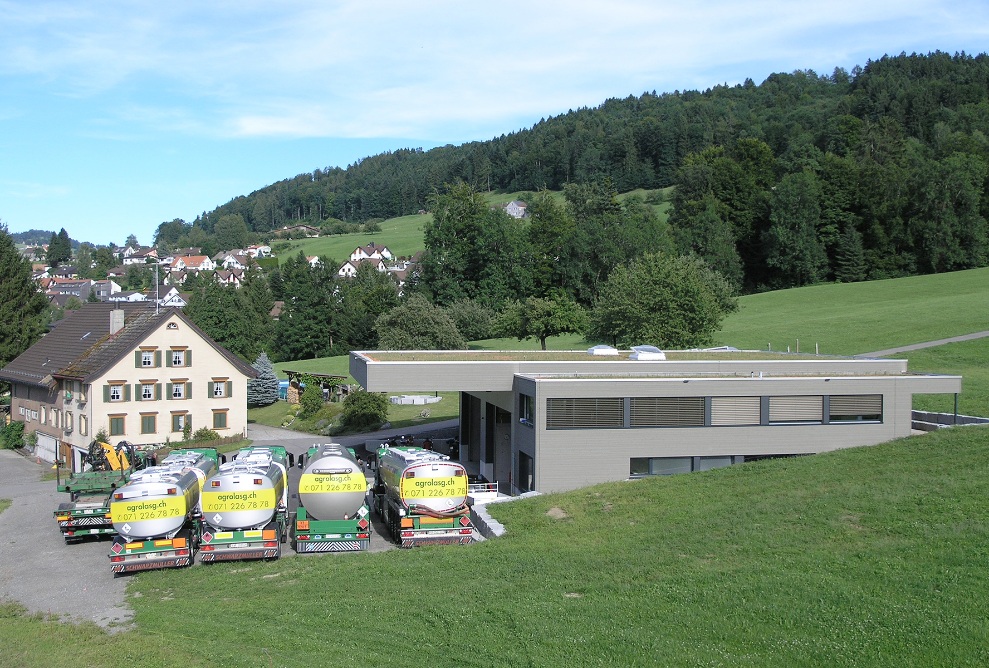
[372,445,474,547]
[198,446,293,562]
[54,440,152,543]
[108,448,220,574]
[293,443,371,553]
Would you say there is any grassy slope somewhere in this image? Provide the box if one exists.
[716,267,989,355]
[5,428,987,667]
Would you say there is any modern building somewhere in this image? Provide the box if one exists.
[0,302,256,470]
[350,350,961,494]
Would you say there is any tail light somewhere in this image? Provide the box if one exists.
[200,545,214,552]
[113,492,123,500]
[167,487,177,495]
[263,541,278,547]
[211,480,221,487]
[401,531,414,538]
[459,529,472,535]
[297,535,310,541]
[175,548,190,556]
[110,556,124,563]
[254,478,263,485]
[357,533,370,539]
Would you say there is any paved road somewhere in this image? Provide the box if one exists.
[0,449,134,630]
[856,330,989,358]
[0,418,460,630]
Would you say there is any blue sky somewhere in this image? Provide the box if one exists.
[2,1,987,247]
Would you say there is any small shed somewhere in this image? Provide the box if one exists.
[282,370,350,404]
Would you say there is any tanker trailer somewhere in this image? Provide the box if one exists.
[198,446,293,562]
[373,445,473,548]
[293,443,371,553]
[108,448,220,574]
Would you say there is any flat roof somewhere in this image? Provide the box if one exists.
[360,350,831,363]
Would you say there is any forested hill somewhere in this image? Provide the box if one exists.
[191,50,989,290]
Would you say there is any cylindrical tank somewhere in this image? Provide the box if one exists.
[298,444,368,520]
[109,449,216,540]
[377,446,468,513]
[201,447,288,531]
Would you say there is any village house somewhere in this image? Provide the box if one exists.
[0,302,256,470]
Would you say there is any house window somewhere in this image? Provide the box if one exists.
[40,408,46,425]
[105,383,130,403]
[171,413,188,433]
[519,394,534,427]
[141,383,155,401]
[212,410,228,430]
[768,396,823,424]
[168,349,190,367]
[109,416,125,436]
[169,382,189,400]
[51,409,59,428]
[141,414,157,435]
[80,415,88,436]
[65,412,73,432]
[212,380,231,398]
[136,349,161,368]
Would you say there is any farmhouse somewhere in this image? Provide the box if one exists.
[350,349,961,494]
[0,302,256,470]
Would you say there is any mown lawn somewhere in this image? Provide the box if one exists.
[4,427,988,666]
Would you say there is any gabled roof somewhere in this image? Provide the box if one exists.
[0,302,255,389]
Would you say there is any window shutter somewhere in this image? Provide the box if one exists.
[123,385,131,402]
[134,351,142,367]
[166,354,172,368]
[711,397,761,426]
[103,385,110,402]
[226,381,233,398]
[207,382,213,399]
[133,384,139,400]
[768,396,822,423]
[155,350,162,367]
[166,382,173,398]
[186,382,192,399]
[186,350,192,366]
[155,383,162,401]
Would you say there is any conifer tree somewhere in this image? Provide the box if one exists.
[0,223,50,369]
[247,352,280,407]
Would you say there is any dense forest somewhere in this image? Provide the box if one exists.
[181,51,989,292]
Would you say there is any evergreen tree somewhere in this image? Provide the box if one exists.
[834,225,868,283]
[46,228,72,266]
[247,351,280,407]
[0,223,50,369]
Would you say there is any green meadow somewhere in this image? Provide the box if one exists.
[5,269,989,667]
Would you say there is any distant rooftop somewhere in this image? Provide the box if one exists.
[360,349,838,363]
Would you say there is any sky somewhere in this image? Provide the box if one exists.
[2,1,988,247]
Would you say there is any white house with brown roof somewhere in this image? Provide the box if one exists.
[0,302,256,469]
[504,200,527,218]
[171,255,215,272]
[349,242,393,263]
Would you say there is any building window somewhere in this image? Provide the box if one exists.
[768,396,823,424]
[51,409,59,427]
[110,385,122,402]
[630,397,704,427]
[171,413,188,433]
[630,456,734,477]
[65,412,73,432]
[546,398,624,429]
[169,382,189,400]
[710,396,761,426]
[211,380,232,398]
[40,407,46,425]
[109,416,125,436]
[141,383,156,401]
[519,394,534,427]
[168,349,190,367]
[141,414,156,435]
[136,349,161,368]
[80,415,88,436]
[829,395,883,422]
[212,410,228,430]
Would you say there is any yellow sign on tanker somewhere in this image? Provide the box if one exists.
[201,488,277,513]
[110,496,187,523]
[300,472,367,494]
[401,476,468,499]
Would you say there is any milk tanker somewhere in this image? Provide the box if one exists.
[108,448,220,574]
[373,445,474,548]
[293,443,371,553]
[198,446,293,562]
